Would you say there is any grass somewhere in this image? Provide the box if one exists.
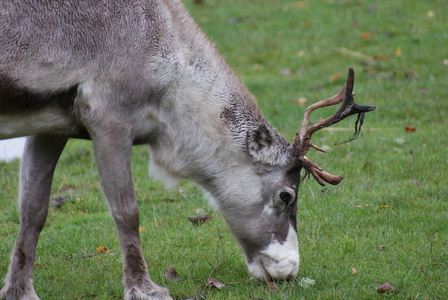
[1,0,447,299]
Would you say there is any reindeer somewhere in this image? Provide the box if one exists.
[0,0,375,299]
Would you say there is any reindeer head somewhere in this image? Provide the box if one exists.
[215,68,375,282]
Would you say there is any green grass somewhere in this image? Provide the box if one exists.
[1,0,447,299]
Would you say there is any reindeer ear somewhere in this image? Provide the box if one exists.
[246,124,276,163]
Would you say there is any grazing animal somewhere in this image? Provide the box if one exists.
[0,0,374,299]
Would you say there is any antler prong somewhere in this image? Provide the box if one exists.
[303,157,344,186]
[309,143,327,153]
[294,67,375,186]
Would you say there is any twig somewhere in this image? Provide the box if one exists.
[337,47,374,62]
[208,258,226,278]
[63,252,117,260]
[322,127,398,131]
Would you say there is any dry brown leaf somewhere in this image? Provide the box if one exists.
[377,282,399,293]
[188,213,211,225]
[360,32,372,40]
[330,72,341,83]
[207,277,225,289]
[164,267,181,282]
[95,246,110,254]
[405,126,416,132]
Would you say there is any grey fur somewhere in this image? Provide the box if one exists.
[1,1,301,299]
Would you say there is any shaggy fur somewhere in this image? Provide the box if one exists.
[0,1,301,299]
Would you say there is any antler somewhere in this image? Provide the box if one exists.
[293,67,375,186]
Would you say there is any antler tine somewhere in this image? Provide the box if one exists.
[294,67,376,186]
[306,68,374,137]
[293,71,350,153]
[295,68,375,154]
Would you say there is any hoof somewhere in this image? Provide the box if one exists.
[0,284,40,300]
[124,285,172,300]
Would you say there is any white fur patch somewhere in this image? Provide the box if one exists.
[247,225,299,280]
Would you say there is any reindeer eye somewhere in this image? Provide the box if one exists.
[279,191,292,204]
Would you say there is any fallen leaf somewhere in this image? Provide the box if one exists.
[395,47,402,57]
[207,277,225,289]
[95,246,110,254]
[188,213,211,225]
[164,267,181,281]
[360,32,372,40]
[330,72,341,83]
[352,268,357,274]
[405,126,416,132]
[297,97,307,107]
[139,226,146,233]
[377,282,399,293]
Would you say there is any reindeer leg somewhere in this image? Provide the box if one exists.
[1,135,68,300]
[82,110,171,300]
